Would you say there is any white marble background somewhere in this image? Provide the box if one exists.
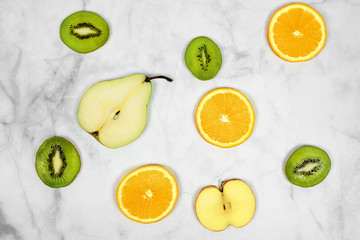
[1,0,360,239]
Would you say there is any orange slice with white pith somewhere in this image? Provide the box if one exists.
[116,165,178,224]
[195,88,255,148]
[267,3,327,62]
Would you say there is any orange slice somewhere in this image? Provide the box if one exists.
[267,3,327,62]
[116,165,178,224]
[195,88,255,148]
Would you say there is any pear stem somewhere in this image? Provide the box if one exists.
[145,75,173,82]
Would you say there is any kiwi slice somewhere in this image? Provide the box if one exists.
[60,11,109,53]
[35,137,81,188]
[285,146,331,187]
[185,36,222,80]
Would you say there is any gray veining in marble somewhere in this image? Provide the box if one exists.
[1,0,360,239]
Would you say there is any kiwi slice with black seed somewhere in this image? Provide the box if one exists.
[285,146,331,188]
[36,137,81,188]
[60,11,109,53]
[185,36,222,80]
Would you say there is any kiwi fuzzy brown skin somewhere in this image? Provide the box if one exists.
[285,145,331,188]
[60,11,110,54]
[35,137,81,188]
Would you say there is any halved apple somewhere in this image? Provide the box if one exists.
[195,179,256,231]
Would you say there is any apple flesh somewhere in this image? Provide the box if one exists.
[78,74,172,148]
[195,179,256,231]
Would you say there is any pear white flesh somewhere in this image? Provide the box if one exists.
[195,179,256,231]
[78,74,151,148]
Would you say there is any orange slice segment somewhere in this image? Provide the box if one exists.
[116,165,178,224]
[267,3,327,62]
[195,88,255,148]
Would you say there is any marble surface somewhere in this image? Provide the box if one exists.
[1,0,360,239]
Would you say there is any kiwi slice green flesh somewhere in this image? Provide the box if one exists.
[185,36,222,80]
[36,137,81,188]
[285,146,331,188]
[60,11,109,53]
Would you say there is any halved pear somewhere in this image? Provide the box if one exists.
[195,179,256,231]
[78,74,172,148]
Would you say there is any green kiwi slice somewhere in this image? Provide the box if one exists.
[185,36,222,80]
[285,146,331,187]
[60,11,109,53]
[35,137,81,188]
